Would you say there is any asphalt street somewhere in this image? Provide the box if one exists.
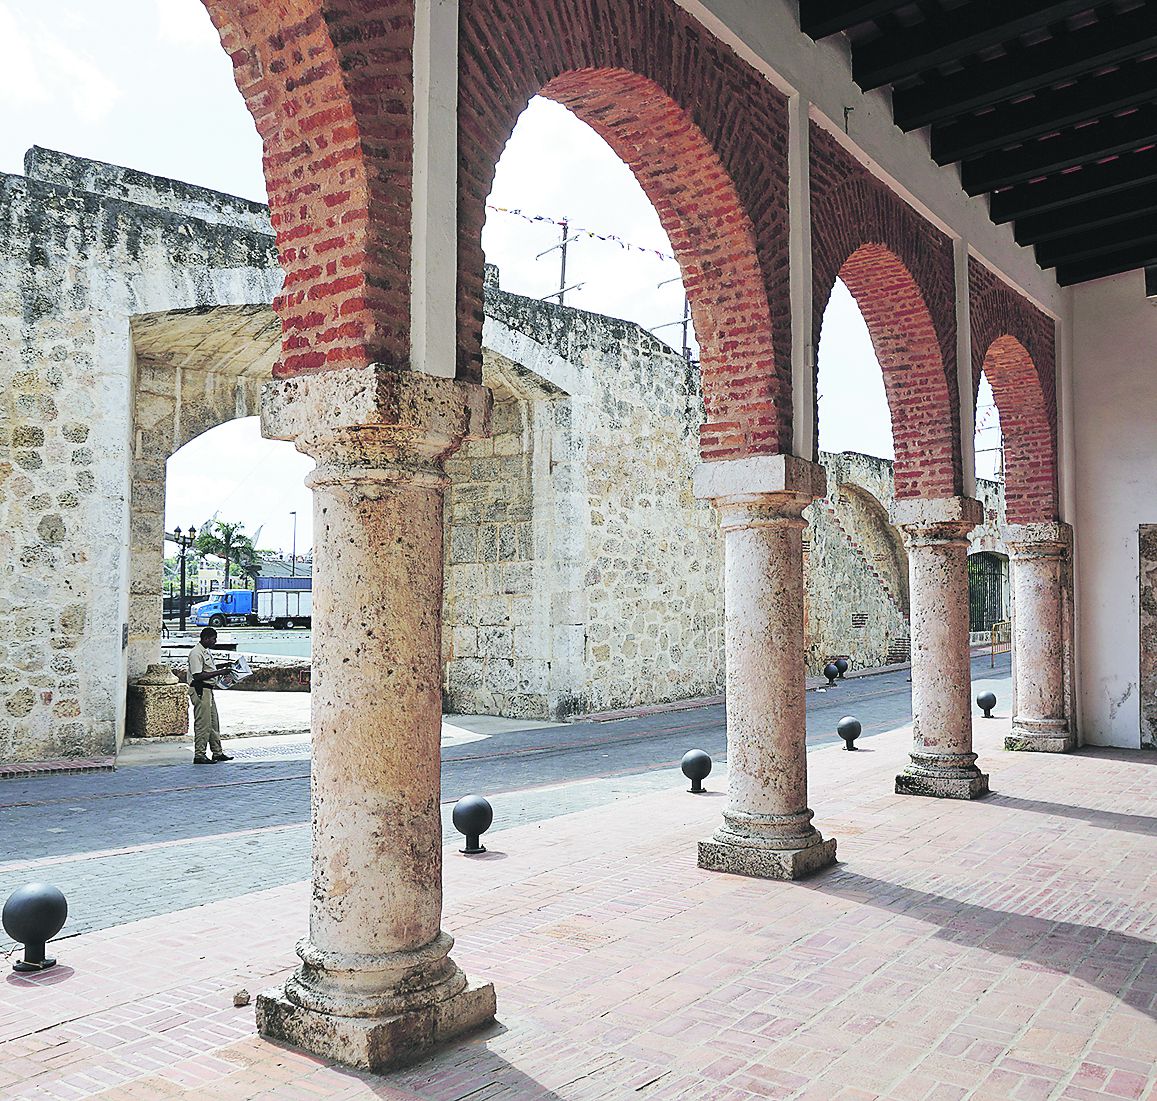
[0,653,1011,946]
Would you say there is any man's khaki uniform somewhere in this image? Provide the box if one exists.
[187,642,224,759]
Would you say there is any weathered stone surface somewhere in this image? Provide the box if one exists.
[125,663,188,739]
[894,497,991,799]
[256,371,494,1063]
[0,149,281,763]
[698,837,837,880]
[256,980,496,1072]
[693,458,838,880]
[1006,521,1075,753]
[446,294,1008,721]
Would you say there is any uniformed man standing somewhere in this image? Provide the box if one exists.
[187,627,235,764]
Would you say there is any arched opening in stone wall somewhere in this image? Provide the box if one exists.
[967,551,1010,633]
[457,6,795,457]
[445,94,728,720]
[127,304,286,684]
[162,417,314,624]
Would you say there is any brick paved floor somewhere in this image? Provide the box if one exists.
[0,715,1153,1100]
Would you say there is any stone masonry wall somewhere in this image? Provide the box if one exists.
[443,290,725,719]
[0,149,280,763]
[442,284,1005,719]
[806,453,911,671]
[443,376,547,717]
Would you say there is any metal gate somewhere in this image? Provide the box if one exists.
[968,553,1006,632]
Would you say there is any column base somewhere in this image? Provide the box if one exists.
[698,836,837,880]
[1005,720,1075,754]
[895,766,989,799]
[256,979,496,1071]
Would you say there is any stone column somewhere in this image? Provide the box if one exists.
[693,455,837,879]
[255,365,495,1071]
[892,497,989,799]
[1004,522,1075,753]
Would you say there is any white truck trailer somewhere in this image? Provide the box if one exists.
[256,587,312,628]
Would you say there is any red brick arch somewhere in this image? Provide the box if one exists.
[827,246,959,499]
[810,124,961,499]
[458,0,794,459]
[202,1,416,377]
[969,259,1058,524]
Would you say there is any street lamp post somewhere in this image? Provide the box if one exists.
[290,511,297,578]
[175,525,197,633]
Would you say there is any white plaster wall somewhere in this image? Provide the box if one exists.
[1070,271,1157,748]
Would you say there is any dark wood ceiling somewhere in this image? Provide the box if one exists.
[799,0,1157,286]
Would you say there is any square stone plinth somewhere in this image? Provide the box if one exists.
[1005,730,1076,753]
[256,980,496,1071]
[895,770,990,799]
[698,837,837,880]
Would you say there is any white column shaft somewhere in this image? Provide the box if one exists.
[893,496,989,798]
[721,501,811,829]
[1006,522,1074,752]
[308,466,445,957]
[908,532,974,758]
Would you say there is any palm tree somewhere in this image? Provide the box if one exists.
[194,520,259,589]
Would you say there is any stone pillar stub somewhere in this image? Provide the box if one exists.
[892,496,990,800]
[125,664,188,739]
[1004,521,1075,753]
[256,364,495,1071]
[693,454,837,880]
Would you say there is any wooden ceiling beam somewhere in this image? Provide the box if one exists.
[931,56,1157,165]
[1055,241,1157,285]
[892,5,1157,129]
[854,0,1098,91]
[799,0,912,40]
[962,108,1157,195]
[1035,210,1157,270]
[1014,183,1157,245]
[988,145,1157,223]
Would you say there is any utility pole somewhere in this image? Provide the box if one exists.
[655,275,694,362]
[290,511,297,578]
[537,219,584,305]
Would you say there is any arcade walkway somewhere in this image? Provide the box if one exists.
[1,714,1153,1100]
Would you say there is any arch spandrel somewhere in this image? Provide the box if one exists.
[458,0,794,460]
[201,0,416,377]
[819,243,960,501]
[968,258,1059,525]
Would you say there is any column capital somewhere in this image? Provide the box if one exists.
[261,363,491,471]
[692,454,825,517]
[891,495,983,543]
[1005,521,1073,559]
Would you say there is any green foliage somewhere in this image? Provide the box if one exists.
[194,520,260,588]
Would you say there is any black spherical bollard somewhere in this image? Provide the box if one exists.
[681,749,712,793]
[837,716,862,751]
[452,794,493,855]
[835,657,849,678]
[824,662,839,687]
[3,884,67,972]
[977,690,997,718]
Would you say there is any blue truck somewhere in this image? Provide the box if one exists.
[192,577,313,628]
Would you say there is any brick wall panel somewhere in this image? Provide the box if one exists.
[969,258,1058,523]
[458,0,793,459]
[203,0,415,377]
[810,124,961,499]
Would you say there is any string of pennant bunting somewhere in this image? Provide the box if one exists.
[486,203,678,264]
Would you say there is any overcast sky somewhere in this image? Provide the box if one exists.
[0,0,1000,556]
